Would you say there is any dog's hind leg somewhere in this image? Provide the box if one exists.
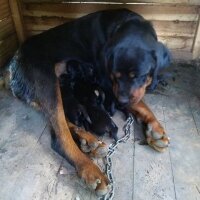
[50,124,80,158]
[128,100,170,152]
[38,79,108,196]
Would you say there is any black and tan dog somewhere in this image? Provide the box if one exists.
[9,9,171,196]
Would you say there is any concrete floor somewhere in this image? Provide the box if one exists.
[0,63,200,200]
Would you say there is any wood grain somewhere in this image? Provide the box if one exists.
[22,3,199,21]
[22,0,200,6]
[9,0,26,43]
[192,14,200,59]
[0,17,15,41]
[0,34,18,67]
[0,0,10,20]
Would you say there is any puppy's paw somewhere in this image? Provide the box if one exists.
[146,122,170,152]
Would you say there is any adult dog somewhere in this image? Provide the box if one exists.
[9,9,171,196]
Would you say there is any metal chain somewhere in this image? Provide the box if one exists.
[100,115,134,200]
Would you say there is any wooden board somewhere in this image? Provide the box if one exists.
[0,0,10,20]
[22,3,199,21]
[158,36,193,51]
[24,16,70,31]
[20,2,200,58]
[0,34,18,56]
[22,0,200,6]
[0,34,18,67]
[24,16,197,38]
[0,0,17,67]
[9,0,26,43]
[152,20,196,38]
[25,29,193,51]
[0,17,15,41]
[171,50,193,60]
[192,15,200,59]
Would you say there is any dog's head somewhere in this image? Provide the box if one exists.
[104,26,171,105]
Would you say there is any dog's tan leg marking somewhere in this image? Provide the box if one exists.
[50,82,108,196]
[129,100,169,152]
[68,122,107,158]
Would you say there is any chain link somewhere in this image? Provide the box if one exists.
[100,115,134,200]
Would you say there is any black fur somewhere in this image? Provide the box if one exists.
[59,74,91,127]
[9,9,170,107]
[8,9,171,159]
[74,81,118,140]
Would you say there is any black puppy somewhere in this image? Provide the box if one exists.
[59,61,118,139]
[74,81,118,141]
[59,74,91,127]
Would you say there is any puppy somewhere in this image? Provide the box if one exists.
[74,81,118,140]
[59,74,91,127]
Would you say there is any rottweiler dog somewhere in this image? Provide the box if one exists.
[9,9,171,196]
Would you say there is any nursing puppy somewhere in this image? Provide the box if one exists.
[74,81,118,141]
[59,74,91,127]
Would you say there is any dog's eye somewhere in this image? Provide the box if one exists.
[129,72,135,78]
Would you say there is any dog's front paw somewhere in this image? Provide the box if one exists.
[146,121,170,152]
[77,161,109,196]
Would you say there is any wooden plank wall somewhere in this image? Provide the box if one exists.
[0,0,200,66]
[21,0,200,60]
[0,0,19,68]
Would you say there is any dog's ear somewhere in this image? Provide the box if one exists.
[149,42,172,91]
[155,42,171,69]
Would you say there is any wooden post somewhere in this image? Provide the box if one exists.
[192,11,200,59]
[9,0,26,43]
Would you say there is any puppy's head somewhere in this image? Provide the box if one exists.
[106,41,171,105]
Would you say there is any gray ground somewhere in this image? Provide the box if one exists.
[0,62,200,200]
